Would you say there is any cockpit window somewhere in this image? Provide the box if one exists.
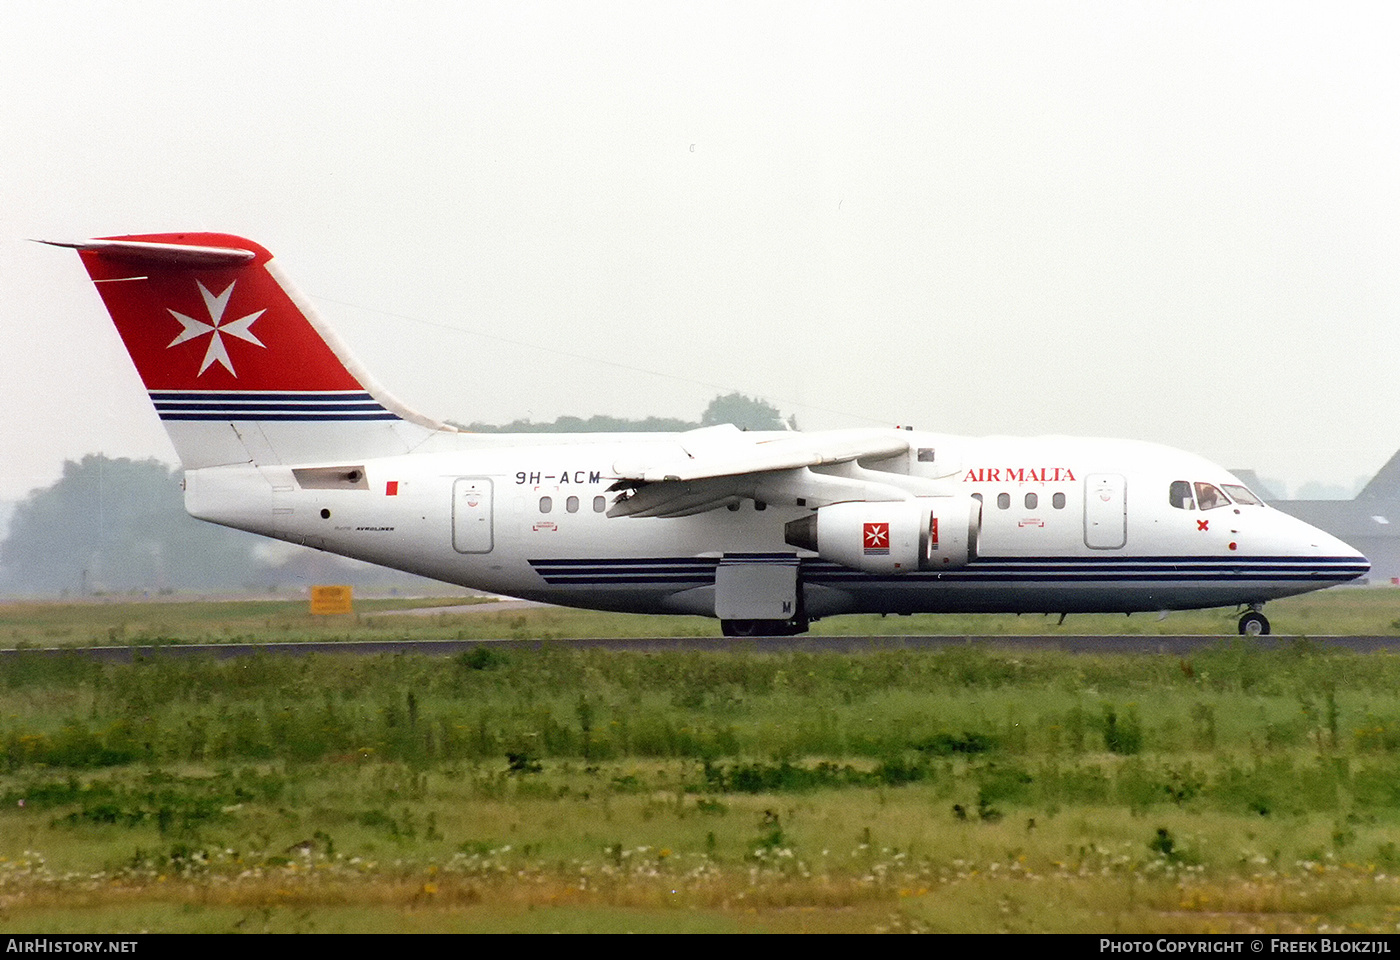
[1174,479,1258,510]
[1169,480,1195,510]
[1222,484,1262,506]
[1194,482,1229,510]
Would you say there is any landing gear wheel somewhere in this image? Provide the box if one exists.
[720,619,807,637]
[1238,611,1270,636]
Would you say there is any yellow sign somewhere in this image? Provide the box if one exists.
[310,584,353,615]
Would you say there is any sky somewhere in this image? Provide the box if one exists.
[2,1,1398,501]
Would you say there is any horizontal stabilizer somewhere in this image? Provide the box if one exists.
[37,238,256,268]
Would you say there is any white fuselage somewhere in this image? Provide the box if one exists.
[184,429,1369,622]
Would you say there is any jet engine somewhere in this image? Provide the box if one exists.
[783,497,981,574]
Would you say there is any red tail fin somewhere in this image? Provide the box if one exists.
[49,233,450,468]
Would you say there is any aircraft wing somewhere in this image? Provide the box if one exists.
[612,425,911,483]
[608,426,924,518]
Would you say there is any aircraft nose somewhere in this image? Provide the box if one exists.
[1344,550,1370,583]
[1296,517,1370,581]
[1342,543,1372,578]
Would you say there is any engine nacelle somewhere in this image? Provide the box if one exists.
[784,497,981,574]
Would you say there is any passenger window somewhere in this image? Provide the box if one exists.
[1052,492,1066,509]
[566,496,579,513]
[539,496,553,513]
[593,495,606,513]
[1194,482,1229,510]
[1169,481,1195,510]
[917,448,936,463]
[1024,492,1038,510]
[997,493,1010,510]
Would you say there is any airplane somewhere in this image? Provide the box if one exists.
[44,232,1370,637]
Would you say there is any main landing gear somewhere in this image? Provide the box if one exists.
[1238,605,1270,636]
[721,618,808,637]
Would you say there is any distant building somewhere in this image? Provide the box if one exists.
[1235,452,1400,584]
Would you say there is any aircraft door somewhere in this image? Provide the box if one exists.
[1083,474,1126,549]
[452,478,494,553]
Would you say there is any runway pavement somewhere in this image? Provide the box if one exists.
[3,634,1400,661]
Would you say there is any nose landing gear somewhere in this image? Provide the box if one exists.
[1238,606,1270,636]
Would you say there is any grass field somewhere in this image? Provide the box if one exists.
[2,588,1400,932]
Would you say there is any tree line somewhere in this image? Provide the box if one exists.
[457,392,788,433]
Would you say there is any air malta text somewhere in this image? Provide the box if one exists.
[963,467,1077,483]
[516,470,604,486]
